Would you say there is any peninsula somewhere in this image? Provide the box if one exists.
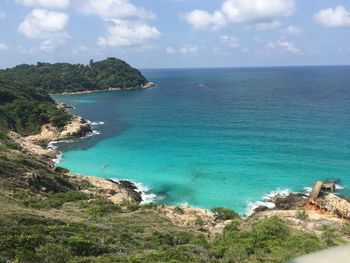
[0,57,153,94]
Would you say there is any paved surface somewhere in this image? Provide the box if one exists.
[289,244,350,263]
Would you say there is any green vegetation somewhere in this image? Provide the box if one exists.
[213,217,327,263]
[212,207,240,220]
[296,210,309,221]
[0,76,71,135]
[0,59,349,262]
[0,58,148,94]
[174,206,185,215]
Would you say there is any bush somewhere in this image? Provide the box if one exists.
[126,203,140,212]
[37,243,72,263]
[54,166,70,174]
[24,191,88,209]
[195,217,204,227]
[67,236,105,257]
[211,207,240,220]
[84,198,122,217]
[296,210,309,221]
[174,206,184,215]
[141,203,158,210]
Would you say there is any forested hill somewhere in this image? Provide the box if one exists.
[0,76,70,136]
[0,58,148,94]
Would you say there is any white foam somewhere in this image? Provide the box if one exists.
[133,182,159,204]
[335,184,344,190]
[87,120,105,126]
[244,188,292,217]
[90,121,105,126]
[52,151,63,165]
[263,188,292,200]
[303,187,312,196]
[245,200,276,217]
[110,179,159,205]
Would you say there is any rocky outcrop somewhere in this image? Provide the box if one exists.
[159,206,231,236]
[9,132,59,161]
[67,174,142,204]
[26,116,92,144]
[272,193,309,210]
[311,193,350,220]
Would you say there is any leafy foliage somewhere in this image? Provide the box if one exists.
[0,58,148,94]
[212,207,240,220]
[213,216,326,263]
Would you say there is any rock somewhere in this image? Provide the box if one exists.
[57,102,73,109]
[67,173,142,205]
[119,180,138,190]
[254,206,269,212]
[126,189,142,203]
[60,117,92,139]
[272,193,308,210]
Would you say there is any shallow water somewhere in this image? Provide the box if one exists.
[53,66,350,213]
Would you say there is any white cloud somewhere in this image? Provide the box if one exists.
[80,0,155,20]
[220,35,240,48]
[184,0,294,30]
[18,9,69,52]
[266,40,300,54]
[16,0,70,9]
[280,25,303,35]
[183,10,226,30]
[80,0,160,47]
[314,6,350,28]
[0,43,9,50]
[166,45,198,56]
[255,20,281,30]
[98,20,160,47]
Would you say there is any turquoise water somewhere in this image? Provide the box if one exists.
[54,67,350,213]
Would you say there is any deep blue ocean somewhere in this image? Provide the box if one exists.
[53,66,350,214]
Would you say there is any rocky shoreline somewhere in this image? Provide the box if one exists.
[10,102,349,237]
[9,111,231,236]
[52,82,155,96]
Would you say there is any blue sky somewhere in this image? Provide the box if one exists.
[0,0,349,69]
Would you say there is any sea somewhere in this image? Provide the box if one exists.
[53,66,350,214]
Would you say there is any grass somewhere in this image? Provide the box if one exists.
[0,135,349,262]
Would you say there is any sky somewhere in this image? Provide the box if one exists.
[0,0,350,69]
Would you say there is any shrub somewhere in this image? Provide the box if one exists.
[211,207,240,221]
[296,210,309,221]
[54,166,70,174]
[37,243,72,263]
[85,198,122,217]
[195,217,204,227]
[66,236,105,257]
[174,206,184,215]
[24,191,88,209]
[141,203,158,210]
[126,203,140,212]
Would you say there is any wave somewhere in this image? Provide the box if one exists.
[244,188,292,217]
[52,152,63,165]
[88,121,105,126]
[133,182,159,204]
[336,184,344,190]
[198,84,209,89]
[110,178,159,205]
